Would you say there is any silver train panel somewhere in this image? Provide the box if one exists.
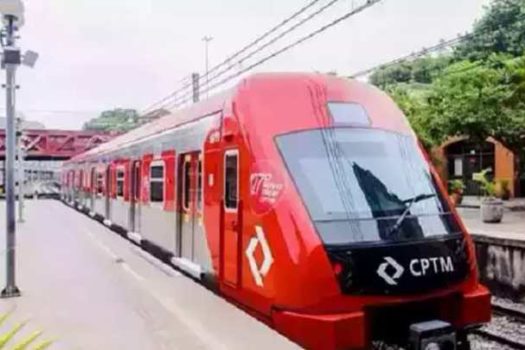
[140,205,176,253]
[65,113,220,273]
[129,199,141,233]
[193,217,212,271]
[180,214,193,260]
[110,198,129,229]
[94,196,105,216]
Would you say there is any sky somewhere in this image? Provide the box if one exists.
[9,0,492,130]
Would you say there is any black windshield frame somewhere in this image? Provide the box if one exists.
[276,127,461,246]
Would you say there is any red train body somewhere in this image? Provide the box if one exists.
[62,73,491,349]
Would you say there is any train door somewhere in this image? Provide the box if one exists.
[129,160,141,233]
[178,153,199,261]
[222,149,240,287]
[105,165,111,219]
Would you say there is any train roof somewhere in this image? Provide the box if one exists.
[68,72,398,163]
[70,88,234,163]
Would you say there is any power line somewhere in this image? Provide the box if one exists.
[205,0,325,77]
[202,0,345,91]
[142,0,325,114]
[142,0,345,115]
[170,0,384,109]
[350,33,472,78]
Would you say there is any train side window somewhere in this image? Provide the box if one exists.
[197,159,202,211]
[116,168,125,198]
[150,162,164,203]
[224,151,238,210]
[97,172,104,196]
[183,160,191,210]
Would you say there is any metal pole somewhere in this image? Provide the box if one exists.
[16,118,23,223]
[192,73,200,103]
[202,36,213,97]
[1,15,21,298]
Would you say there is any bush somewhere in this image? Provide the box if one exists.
[473,168,497,197]
[448,179,465,194]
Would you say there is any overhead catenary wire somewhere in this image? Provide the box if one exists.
[141,0,326,115]
[169,0,384,109]
[350,33,473,78]
[201,0,346,91]
[202,0,325,79]
[349,22,518,82]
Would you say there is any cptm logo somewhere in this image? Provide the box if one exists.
[377,256,456,286]
[377,257,404,286]
[246,226,274,287]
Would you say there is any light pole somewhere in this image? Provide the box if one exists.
[1,11,22,298]
[0,0,37,298]
[202,36,213,97]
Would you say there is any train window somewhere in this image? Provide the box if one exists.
[116,168,125,198]
[224,151,238,210]
[197,159,202,211]
[150,163,164,203]
[328,102,370,126]
[96,172,104,196]
[183,160,191,210]
[277,128,461,245]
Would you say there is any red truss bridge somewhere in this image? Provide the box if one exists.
[0,129,116,160]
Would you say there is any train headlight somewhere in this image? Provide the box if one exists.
[409,320,456,350]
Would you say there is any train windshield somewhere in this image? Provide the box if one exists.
[276,128,461,245]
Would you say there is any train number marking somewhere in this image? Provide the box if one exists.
[377,257,404,286]
[245,226,274,287]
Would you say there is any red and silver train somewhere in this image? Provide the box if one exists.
[62,73,491,350]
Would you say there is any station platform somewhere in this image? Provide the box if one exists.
[0,200,299,350]
[458,207,525,243]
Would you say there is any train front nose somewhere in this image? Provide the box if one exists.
[275,126,491,348]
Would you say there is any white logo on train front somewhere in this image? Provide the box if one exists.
[377,257,404,286]
[377,256,456,285]
[246,226,274,287]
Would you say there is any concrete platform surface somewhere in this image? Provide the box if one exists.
[459,196,525,211]
[458,207,525,242]
[0,200,299,350]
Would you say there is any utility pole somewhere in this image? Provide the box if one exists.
[16,117,23,223]
[1,14,21,298]
[192,72,200,103]
[202,36,213,97]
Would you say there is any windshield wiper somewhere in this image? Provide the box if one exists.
[386,193,437,238]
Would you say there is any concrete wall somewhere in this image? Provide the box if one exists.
[473,234,525,302]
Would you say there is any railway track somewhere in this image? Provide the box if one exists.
[492,303,525,324]
[472,302,525,349]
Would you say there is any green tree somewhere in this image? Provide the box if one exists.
[369,61,412,88]
[410,56,451,84]
[83,108,140,132]
[422,54,525,190]
[385,83,434,148]
[369,56,450,88]
[455,0,525,60]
